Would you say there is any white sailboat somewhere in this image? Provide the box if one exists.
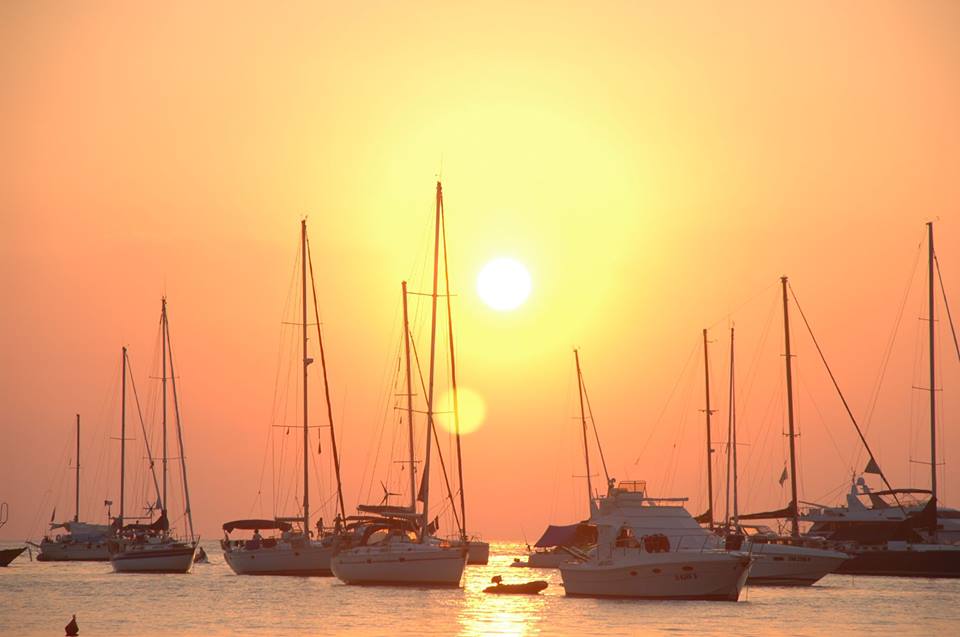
[35,415,113,561]
[109,301,198,573]
[331,181,468,586]
[221,219,347,576]
[700,321,849,585]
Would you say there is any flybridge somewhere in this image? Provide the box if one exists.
[603,481,690,504]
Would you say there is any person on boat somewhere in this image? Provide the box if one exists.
[316,517,324,538]
[250,529,262,549]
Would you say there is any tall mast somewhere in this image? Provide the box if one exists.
[927,222,938,526]
[161,297,168,517]
[702,329,714,528]
[781,276,800,538]
[575,349,595,515]
[439,186,467,540]
[402,281,417,510]
[729,326,739,527]
[420,181,443,539]
[120,347,127,524]
[306,230,345,520]
[301,219,310,533]
[165,304,195,541]
[74,414,80,523]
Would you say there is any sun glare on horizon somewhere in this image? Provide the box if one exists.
[476,258,532,311]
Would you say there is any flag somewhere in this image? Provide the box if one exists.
[864,457,882,475]
[50,507,56,523]
[778,467,788,486]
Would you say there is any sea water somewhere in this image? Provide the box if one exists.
[1,540,958,636]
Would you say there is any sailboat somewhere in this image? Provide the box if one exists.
[558,349,754,601]
[330,181,468,587]
[702,322,848,585]
[109,301,198,573]
[35,415,113,561]
[221,219,347,576]
[0,503,28,567]
[798,223,960,577]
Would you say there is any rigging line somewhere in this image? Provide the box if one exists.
[305,233,346,520]
[125,351,162,511]
[859,237,922,472]
[408,326,462,533]
[935,255,960,366]
[634,338,700,464]
[438,193,467,538]
[164,310,194,542]
[787,283,904,510]
[706,279,780,331]
[579,371,610,485]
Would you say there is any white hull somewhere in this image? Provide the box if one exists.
[37,539,111,562]
[467,541,489,565]
[110,542,196,573]
[331,544,467,586]
[223,541,334,576]
[561,550,752,600]
[512,550,575,568]
[746,543,848,585]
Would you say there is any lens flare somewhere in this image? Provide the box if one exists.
[436,387,486,435]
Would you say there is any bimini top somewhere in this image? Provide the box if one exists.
[534,523,596,548]
[222,519,293,533]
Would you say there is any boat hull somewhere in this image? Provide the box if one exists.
[745,543,848,586]
[835,545,960,578]
[331,545,467,586]
[467,540,489,565]
[511,550,574,568]
[110,543,196,573]
[223,542,334,576]
[560,551,752,601]
[37,539,111,562]
[0,547,26,567]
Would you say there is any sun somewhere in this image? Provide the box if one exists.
[476,258,532,311]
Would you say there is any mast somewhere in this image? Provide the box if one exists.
[420,181,443,539]
[927,222,938,527]
[301,219,310,534]
[120,347,127,524]
[402,281,417,510]
[306,230,345,521]
[730,326,739,527]
[161,297,168,517]
[575,349,596,515]
[439,186,467,540]
[165,304,195,542]
[781,276,800,538]
[702,329,715,528]
[74,414,80,523]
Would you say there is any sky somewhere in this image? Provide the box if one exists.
[1,1,959,540]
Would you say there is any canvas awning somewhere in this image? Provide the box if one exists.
[534,523,595,548]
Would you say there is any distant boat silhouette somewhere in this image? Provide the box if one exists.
[65,614,79,636]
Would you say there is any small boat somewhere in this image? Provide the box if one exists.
[221,220,349,577]
[0,503,28,566]
[36,416,113,562]
[108,301,199,574]
[483,576,548,594]
[0,547,27,567]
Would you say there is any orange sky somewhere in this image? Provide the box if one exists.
[2,1,959,540]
